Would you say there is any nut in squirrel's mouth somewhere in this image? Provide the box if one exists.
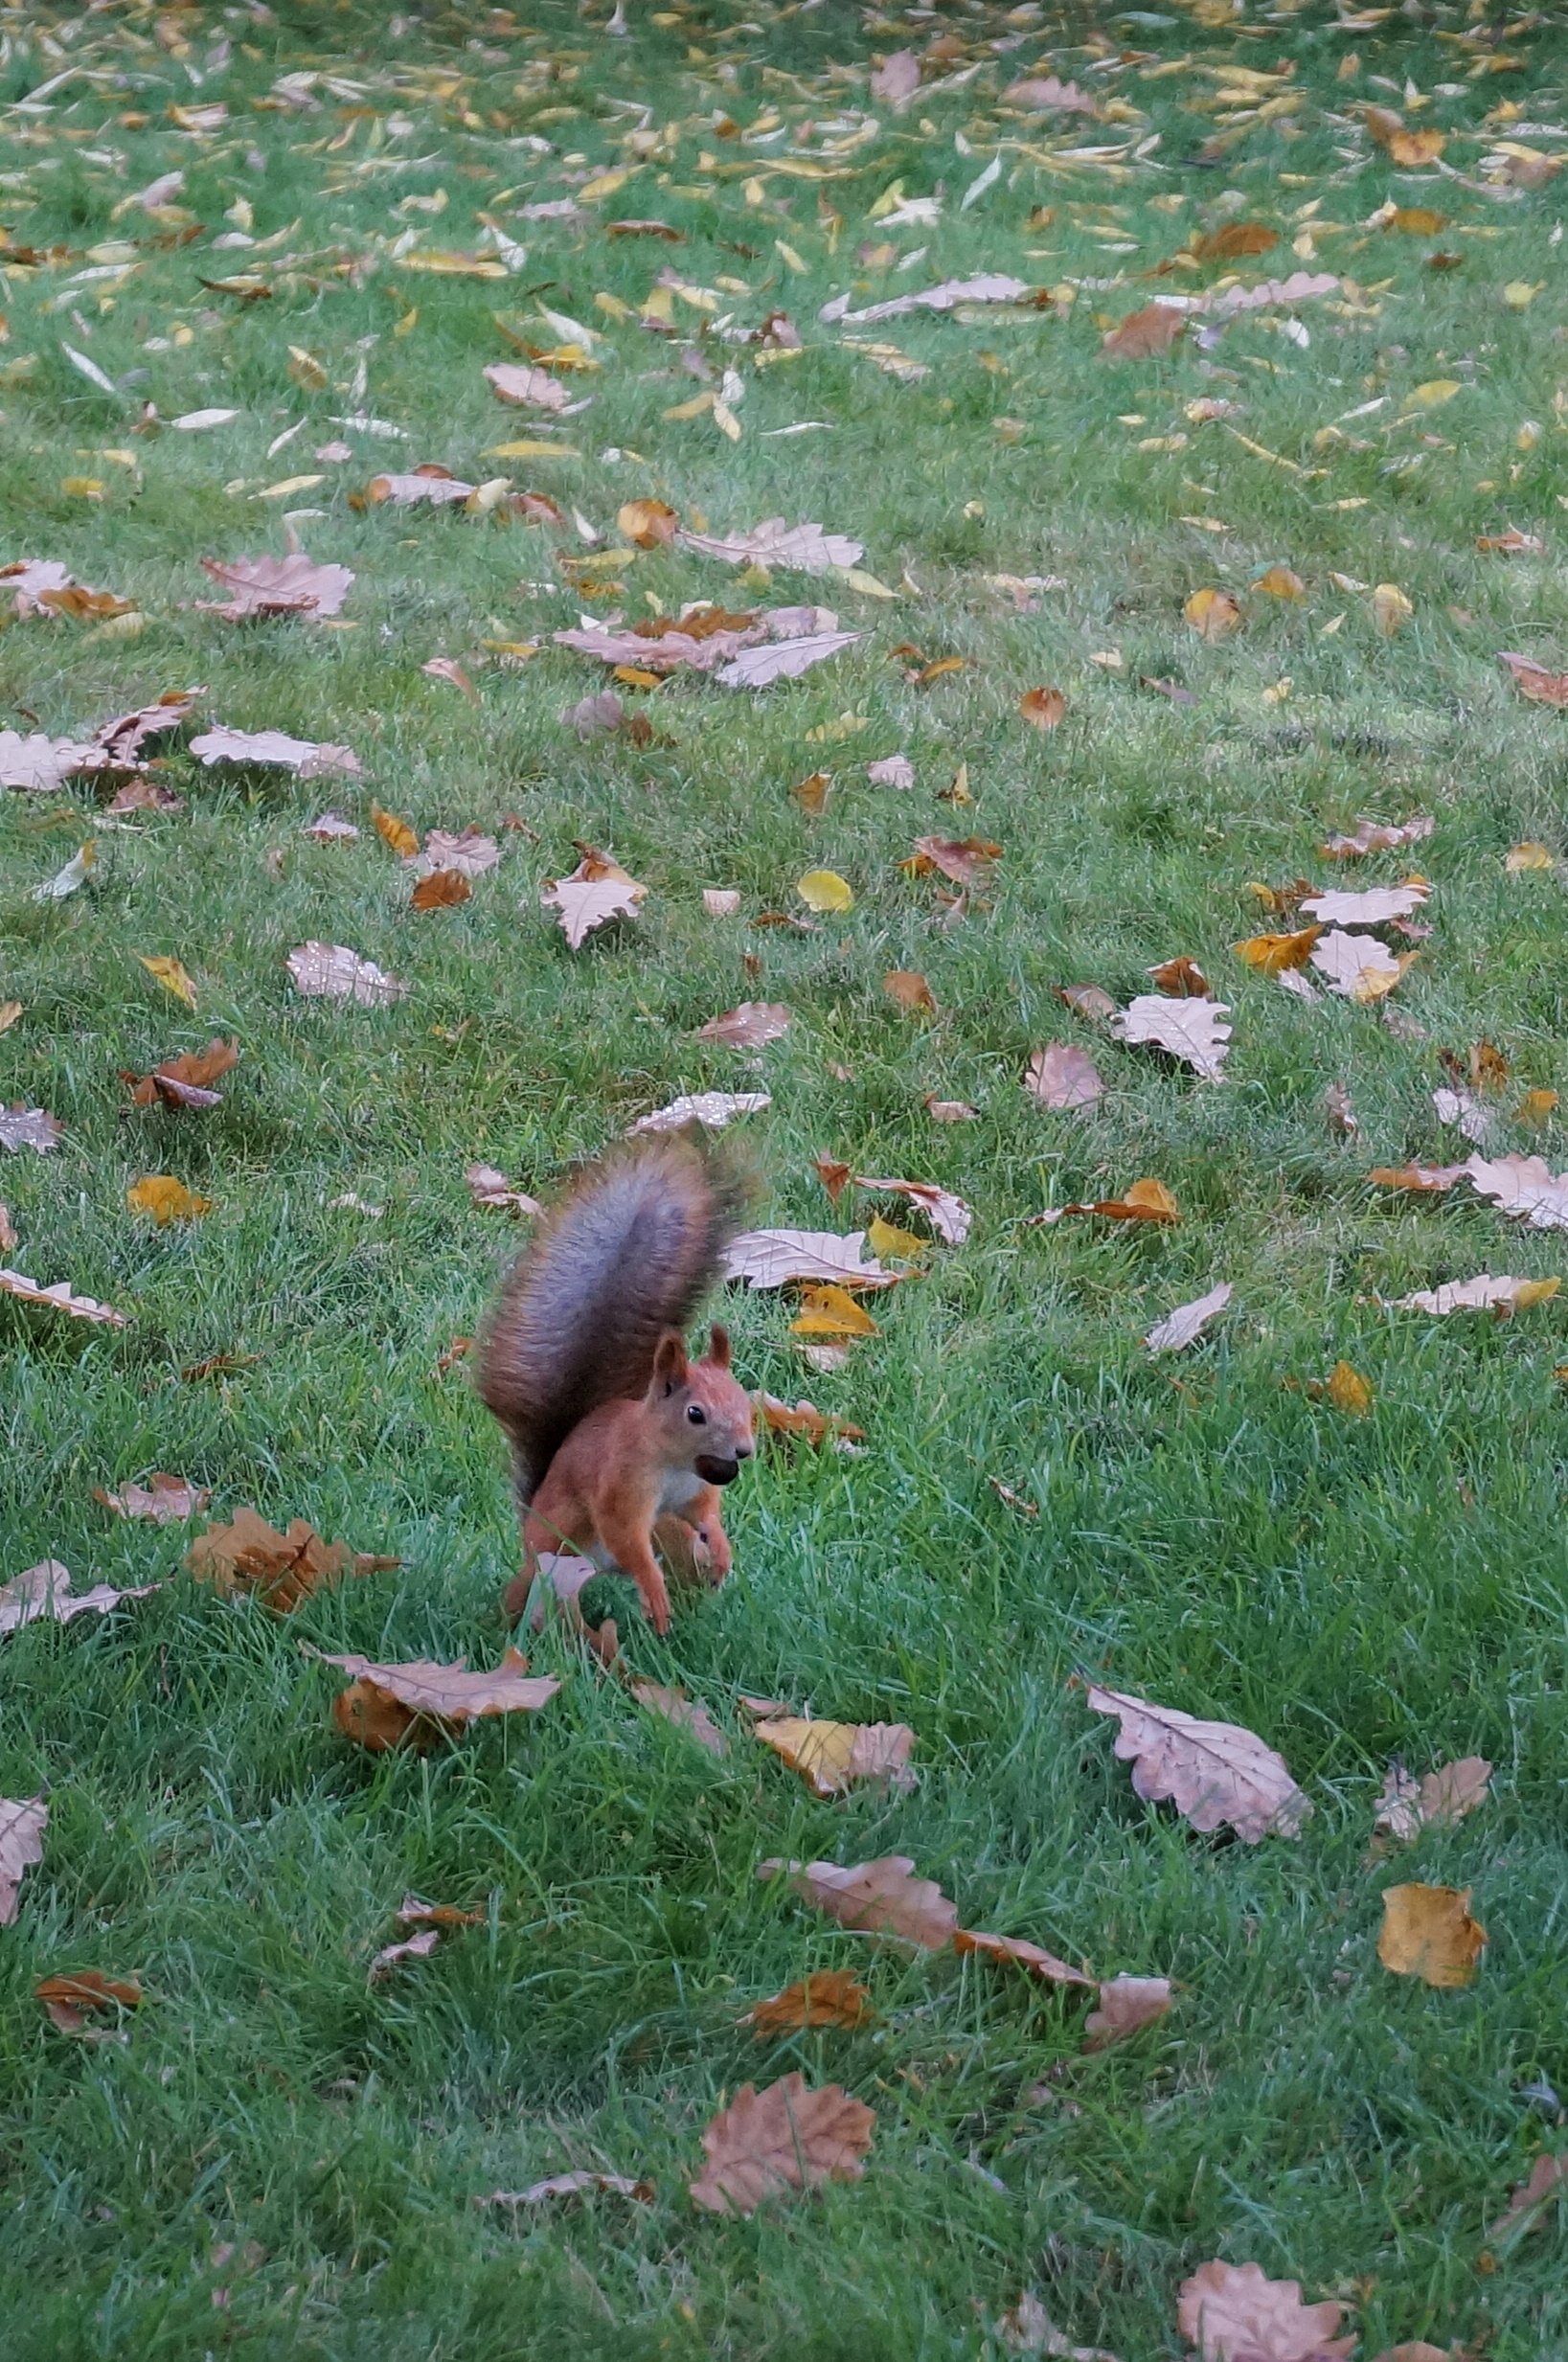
[693,1453,740,1487]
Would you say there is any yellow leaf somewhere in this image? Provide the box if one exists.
[127,1175,213,1225]
[789,1283,880,1339]
[776,240,807,274]
[1370,582,1412,636]
[804,714,868,745]
[483,440,579,461]
[137,954,197,1011]
[869,181,905,219]
[1253,564,1305,601]
[0,1001,20,1034]
[868,1214,928,1262]
[1233,925,1322,976]
[372,803,420,859]
[797,869,853,914]
[1407,378,1461,408]
[1503,280,1541,309]
[1506,841,1555,874]
[578,166,639,204]
[287,346,328,389]
[1512,1278,1562,1308]
[60,477,104,500]
[1324,1360,1373,1416]
[1388,127,1444,167]
[663,389,714,421]
[1377,1883,1486,1987]
[1184,586,1242,641]
[253,473,325,500]
[1517,1087,1559,1124]
[840,568,898,599]
[394,306,419,338]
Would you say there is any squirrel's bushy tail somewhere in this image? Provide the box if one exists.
[477,1134,747,1504]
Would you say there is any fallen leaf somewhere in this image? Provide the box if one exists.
[1309,930,1414,1004]
[1371,582,1413,636]
[411,869,472,911]
[1193,222,1279,261]
[1301,884,1428,927]
[1476,528,1543,556]
[1020,687,1067,730]
[1322,815,1435,858]
[759,1854,959,1949]
[868,754,915,788]
[1184,588,1243,643]
[136,954,198,1011]
[1026,1044,1104,1110]
[422,657,476,698]
[1037,1178,1180,1227]
[1505,840,1557,873]
[1082,1974,1173,2050]
[0,730,107,792]
[1101,303,1184,360]
[124,1039,239,1110]
[0,1561,158,1637]
[789,1283,880,1339]
[475,2174,652,2208]
[0,1005,18,1036]
[367,468,476,508]
[746,1969,875,2034]
[1498,653,1568,710]
[1368,1163,1469,1193]
[1084,1683,1311,1842]
[1114,996,1232,1082]
[369,1928,442,1977]
[1388,1274,1557,1316]
[883,971,938,1016]
[925,1095,978,1123]
[418,829,500,880]
[953,1930,1093,1987]
[1374,1757,1491,1843]
[304,811,359,842]
[754,1394,865,1448]
[1177,2260,1351,2362]
[315,1647,560,1750]
[1057,984,1119,1027]
[1253,563,1305,600]
[190,725,360,779]
[871,49,921,105]
[0,1104,63,1154]
[694,1001,792,1047]
[678,518,863,575]
[690,2074,875,2216]
[188,1508,395,1614]
[540,850,647,948]
[285,943,408,1007]
[197,553,353,622]
[717,630,859,690]
[36,1970,143,2033]
[94,1474,211,1524]
[1312,1359,1373,1416]
[1465,1152,1568,1230]
[754,1717,917,1798]
[1149,957,1211,999]
[1377,1883,1487,1987]
[0,1270,130,1328]
[799,869,853,915]
[823,274,1029,327]
[484,362,571,412]
[33,842,96,903]
[995,2293,1121,2360]
[126,1175,213,1225]
[1145,1283,1233,1354]
[1491,2150,1568,2235]
[631,1683,729,1757]
[1517,1088,1559,1124]
[1234,926,1322,977]
[630,1091,771,1135]
[0,1796,47,1925]
[906,835,1001,889]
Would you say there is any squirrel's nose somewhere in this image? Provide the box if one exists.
[736,1436,755,1459]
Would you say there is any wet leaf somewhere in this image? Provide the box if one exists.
[0,1105,63,1154]
[1377,1883,1487,1987]
[694,1000,792,1047]
[285,943,408,1006]
[690,2074,875,2216]
[630,1091,771,1135]
[1084,1683,1311,1842]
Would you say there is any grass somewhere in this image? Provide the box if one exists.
[3,0,1568,2352]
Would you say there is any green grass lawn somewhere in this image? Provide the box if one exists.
[3,0,1568,2352]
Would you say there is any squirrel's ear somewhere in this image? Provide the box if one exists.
[708,1323,732,1369]
[652,1330,690,1394]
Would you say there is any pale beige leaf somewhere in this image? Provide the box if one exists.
[367,470,476,507]
[0,1105,63,1153]
[723,1230,896,1290]
[94,1473,211,1524]
[1085,1684,1311,1842]
[870,49,920,105]
[1082,1974,1173,2050]
[1432,1087,1490,1145]
[476,2173,652,2207]
[190,725,360,778]
[540,853,647,949]
[694,1001,793,1047]
[465,1163,543,1216]
[690,2074,875,2215]
[1300,883,1429,927]
[1374,1757,1491,1843]
[1177,2260,1351,2362]
[0,1796,47,1925]
[312,1647,560,1721]
[0,1561,158,1636]
[853,1175,971,1245]
[758,1854,959,1950]
[868,754,915,788]
[716,630,858,690]
[285,943,407,1006]
[1145,1282,1233,1354]
[995,2293,1120,2360]
[484,361,570,411]
[0,731,106,792]
[1464,1152,1568,1230]
[821,273,1029,327]
[1113,995,1232,1082]
[1026,1045,1104,1111]
[0,1269,129,1328]
[629,1091,771,1134]
[1321,816,1435,858]
[754,1717,916,1796]
[1309,929,1412,1003]
[677,518,864,575]
[631,1683,729,1757]
[1490,2150,1568,2235]
[952,1930,1093,1987]
[420,829,500,879]
[197,552,353,621]
[1388,1274,1557,1315]
[369,1926,441,1977]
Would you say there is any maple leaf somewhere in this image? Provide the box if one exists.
[754,1717,917,1797]
[1374,1757,1491,1844]
[953,1930,1093,1987]
[0,1104,63,1153]
[1113,996,1232,1082]
[1084,1683,1311,1842]
[1464,1152,1568,1230]
[1377,1883,1487,1987]
[285,943,408,1006]
[1100,303,1184,360]
[197,553,354,621]
[0,1796,46,1926]
[678,518,863,575]
[540,850,647,948]
[746,1969,875,2035]
[1177,2260,1351,2362]
[1026,1045,1104,1110]
[1388,1275,1557,1316]
[1144,1282,1234,1354]
[123,1039,239,1110]
[690,2074,875,2216]
[631,1683,729,1757]
[0,1561,159,1637]
[724,1230,897,1289]
[188,1508,396,1614]
[1321,816,1435,858]
[0,731,106,792]
[36,1970,143,2033]
[95,1474,211,1524]
[1082,1974,1173,2051]
[1309,931,1414,1004]
[313,1647,560,1750]
[758,1855,959,1950]
[190,726,361,778]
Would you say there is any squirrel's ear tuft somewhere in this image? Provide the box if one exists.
[708,1323,732,1369]
[652,1330,690,1394]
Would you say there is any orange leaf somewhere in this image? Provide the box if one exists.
[1019,686,1067,729]
[372,803,420,858]
[745,1969,875,2035]
[411,867,472,910]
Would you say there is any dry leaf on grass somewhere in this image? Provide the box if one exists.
[367,468,476,508]
[630,1091,771,1135]
[0,1206,14,1253]
[717,631,859,691]
[0,1560,158,1636]
[1310,1360,1374,1416]
[0,1270,130,1329]
[1377,1883,1487,1987]
[1083,1974,1173,2050]
[1498,651,1568,708]
[724,1230,896,1289]
[126,1175,213,1225]
[1322,816,1435,858]
[36,1970,143,2033]
[745,1969,875,2035]
[123,1039,239,1110]
[1505,840,1557,873]
[0,731,107,792]
[315,1647,561,1751]
[953,1930,1093,1987]
[868,754,915,788]
[0,1796,47,1925]
[906,834,1002,888]
[1234,927,1322,978]
[789,1283,879,1341]
[92,689,202,767]
[1371,582,1414,636]
[286,943,408,1006]
[484,362,571,412]
[95,1474,210,1524]
[678,518,863,575]
[754,1717,916,1797]
[1145,1283,1233,1354]
[189,1508,397,1614]
[138,955,198,1012]
[694,1001,792,1047]
[1374,1758,1491,1844]
[422,657,477,698]
[411,869,471,911]
[690,2074,875,2216]
[994,2294,1121,2360]
[1491,2151,1568,2235]
[0,1105,63,1153]
[1184,588,1242,643]
[1085,1684,1311,1842]
[1464,1152,1568,1231]
[631,1683,729,1758]
[190,726,361,779]
[1034,1178,1179,1227]
[466,1163,544,1216]
[1101,303,1184,360]
[760,1855,959,1950]
[369,1928,442,1977]
[1369,1163,1469,1194]
[884,971,938,1016]
[419,829,501,879]
[1387,1275,1557,1316]
[1020,687,1067,730]
[305,810,359,842]
[197,553,353,621]
[854,1175,971,1245]
[821,273,1029,327]
[1114,997,1232,1082]
[1177,2260,1351,2362]
[540,850,647,948]
[1310,931,1415,1004]
[871,48,920,105]
[1149,958,1211,1000]
[755,1394,866,1449]
[1026,1045,1103,1111]
[476,2173,653,2208]
[1301,884,1429,927]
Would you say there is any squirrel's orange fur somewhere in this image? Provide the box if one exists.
[477,1137,754,1633]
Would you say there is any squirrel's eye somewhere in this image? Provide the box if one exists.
[686,1403,707,1425]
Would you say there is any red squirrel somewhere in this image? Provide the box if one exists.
[477,1136,755,1634]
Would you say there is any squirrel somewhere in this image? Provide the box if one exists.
[477,1135,756,1635]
